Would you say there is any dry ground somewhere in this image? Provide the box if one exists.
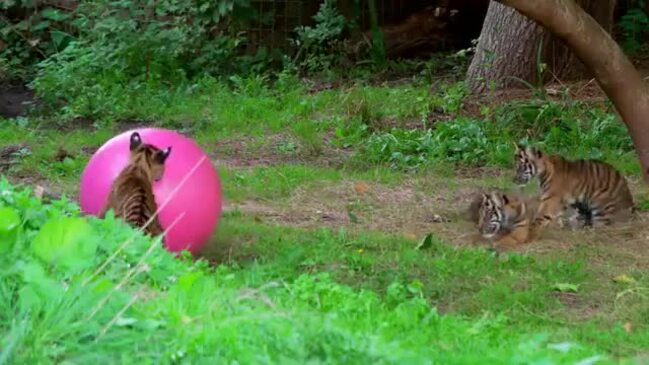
[221,172,649,265]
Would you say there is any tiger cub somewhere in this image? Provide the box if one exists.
[513,144,634,231]
[100,132,172,236]
[467,190,532,248]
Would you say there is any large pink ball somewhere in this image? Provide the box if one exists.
[80,128,222,254]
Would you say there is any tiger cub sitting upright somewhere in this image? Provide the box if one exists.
[467,190,533,249]
[100,132,172,236]
[513,144,635,231]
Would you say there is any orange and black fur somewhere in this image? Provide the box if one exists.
[513,144,634,231]
[467,190,532,248]
[100,132,171,236]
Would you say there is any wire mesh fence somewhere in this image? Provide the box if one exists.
[244,0,434,53]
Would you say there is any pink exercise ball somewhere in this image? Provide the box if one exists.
[79,128,222,254]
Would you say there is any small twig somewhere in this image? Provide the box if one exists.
[546,68,570,95]
[573,78,597,98]
[614,287,649,313]
[514,302,566,325]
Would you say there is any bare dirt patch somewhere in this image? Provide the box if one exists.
[5,173,67,202]
[212,133,351,169]
[225,173,649,262]
[0,143,30,173]
[0,82,35,118]
[224,176,484,242]
[460,78,624,118]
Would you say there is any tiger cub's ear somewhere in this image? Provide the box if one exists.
[514,143,524,153]
[155,147,172,164]
[500,193,510,205]
[525,145,543,159]
[130,132,142,151]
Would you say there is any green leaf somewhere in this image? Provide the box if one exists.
[32,21,51,31]
[415,233,433,250]
[0,206,21,253]
[552,283,579,293]
[50,29,74,50]
[407,279,423,295]
[177,271,204,292]
[135,319,166,330]
[612,274,635,284]
[347,211,359,224]
[41,8,69,21]
[31,217,98,273]
[17,260,64,312]
[115,317,138,327]
[18,285,43,313]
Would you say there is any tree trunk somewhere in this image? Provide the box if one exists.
[466,2,544,92]
[494,0,649,183]
[466,0,616,93]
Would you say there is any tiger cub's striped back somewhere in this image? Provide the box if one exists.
[513,145,634,230]
[100,132,171,236]
[468,190,532,248]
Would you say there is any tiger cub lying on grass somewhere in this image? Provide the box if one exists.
[513,144,635,231]
[467,190,534,249]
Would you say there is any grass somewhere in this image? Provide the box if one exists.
[1,73,649,363]
[2,188,647,363]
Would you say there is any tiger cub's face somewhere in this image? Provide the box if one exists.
[478,192,508,238]
[513,144,543,186]
[128,132,171,181]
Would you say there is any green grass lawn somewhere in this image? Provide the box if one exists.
[1,78,648,364]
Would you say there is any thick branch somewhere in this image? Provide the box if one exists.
[496,0,649,183]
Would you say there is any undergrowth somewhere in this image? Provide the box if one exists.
[355,97,637,174]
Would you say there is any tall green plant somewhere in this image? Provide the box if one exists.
[293,0,348,73]
[366,0,386,66]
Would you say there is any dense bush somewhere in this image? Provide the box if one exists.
[618,0,649,54]
[21,0,270,112]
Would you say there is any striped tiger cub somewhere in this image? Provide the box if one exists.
[100,132,172,236]
[513,144,634,231]
[467,190,532,248]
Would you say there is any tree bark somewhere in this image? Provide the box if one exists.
[494,0,649,183]
[466,0,616,93]
[466,2,544,92]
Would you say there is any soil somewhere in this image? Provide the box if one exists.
[0,82,36,118]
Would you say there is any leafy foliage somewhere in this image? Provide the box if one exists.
[0,2,75,78]
[0,206,20,253]
[618,0,649,54]
[31,216,98,273]
[357,98,636,171]
[29,0,259,113]
[293,0,350,73]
